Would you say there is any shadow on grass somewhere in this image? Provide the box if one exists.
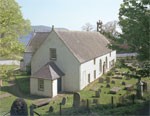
[0,76,48,100]
[39,101,150,116]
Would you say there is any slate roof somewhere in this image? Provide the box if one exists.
[55,30,112,63]
[27,30,112,63]
[32,62,65,80]
[25,32,49,52]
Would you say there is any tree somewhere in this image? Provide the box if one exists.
[82,23,93,31]
[119,0,150,61]
[96,20,128,53]
[0,0,31,58]
[103,21,120,38]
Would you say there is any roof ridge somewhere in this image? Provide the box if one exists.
[55,29,99,34]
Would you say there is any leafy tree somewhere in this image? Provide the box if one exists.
[119,0,150,61]
[97,20,129,53]
[0,0,31,58]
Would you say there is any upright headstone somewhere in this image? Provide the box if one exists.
[122,81,126,85]
[136,80,144,98]
[81,99,86,107]
[106,83,111,88]
[73,92,81,108]
[29,105,34,116]
[61,97,67,105]
[10,98,28,116]
[93,99,99,105]
[95,91,100,97]
[142,82,147,92]
[111,80,115,84]
[49,106,54,112]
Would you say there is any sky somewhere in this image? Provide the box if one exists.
[16,0,123,30]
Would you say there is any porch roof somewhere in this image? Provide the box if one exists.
[31,62,65,80]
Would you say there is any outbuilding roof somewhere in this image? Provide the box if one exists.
[31,62,65,80]
[25,32,49,52]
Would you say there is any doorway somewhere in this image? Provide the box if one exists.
[57,77,62,92]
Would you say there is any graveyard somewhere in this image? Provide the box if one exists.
[0,58,150,115]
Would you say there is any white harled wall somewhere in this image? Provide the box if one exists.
[80,51,116,90]
[52,79,57,97]
[30,29,116,97]
[30,78,52,97]
[31,30,80,93]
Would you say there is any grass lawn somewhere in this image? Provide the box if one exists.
[0,64,150,115]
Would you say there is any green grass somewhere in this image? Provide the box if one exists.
[0,64,150,115]
[15,72,30,94]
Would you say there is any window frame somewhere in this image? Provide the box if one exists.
[38,79,44,91]
[94,70,96,79]
[50,48,57,60]
[93,58,96,65]
[88,73,90,83]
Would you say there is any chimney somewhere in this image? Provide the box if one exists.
[97,20,103,33]
[52,25,54,30]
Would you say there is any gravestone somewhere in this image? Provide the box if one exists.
[110,87,121,94]
[106,77,110,83]
[106,84,111,88]
[125,84,133,91]
[29,105,34,116]
[61,97,67,105]
[95,91,100,97]
[101,85,104,88]
[93,99,99,104]
[73,92,80,108]
[98,89,101,93]
[122,81,126,85]
[10,98,28,116]
[126,76,130,80]
[49,106,54,112]
[81,99,86,107]
[111,80,115,84]
[142,82,147,92]
[136,80,144,98]
[99,78,104,83]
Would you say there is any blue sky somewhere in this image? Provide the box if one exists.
[16,0,123,30]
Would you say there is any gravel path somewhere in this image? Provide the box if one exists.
[0,60,20,65]
[0,93,11,99]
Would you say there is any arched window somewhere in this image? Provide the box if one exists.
[105,57,108,69]
[99,59,102,73]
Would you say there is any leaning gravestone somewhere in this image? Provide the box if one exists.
[49,106,54,112]
[99,78,104,83]
[73,92,80,108]
[10,98,28,116]
[61,97,67,105]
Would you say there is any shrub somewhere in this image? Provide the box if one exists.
[26,64,31,75]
